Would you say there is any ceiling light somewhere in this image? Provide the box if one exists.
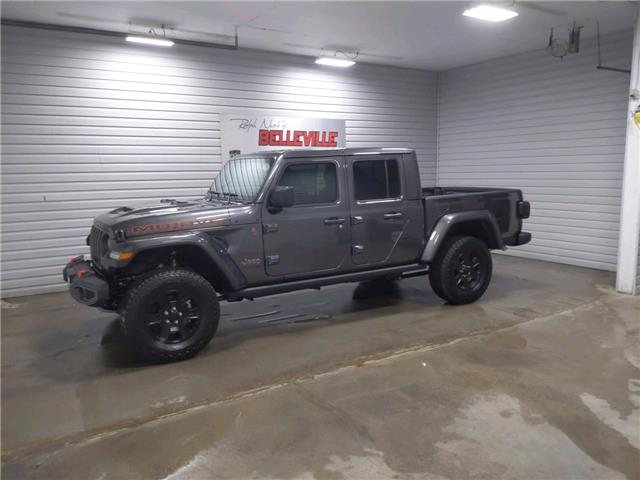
[315,56,356,67]
[463,4,518,22]
[126,35,174,47]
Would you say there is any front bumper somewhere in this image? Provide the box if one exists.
[62,256,110,307]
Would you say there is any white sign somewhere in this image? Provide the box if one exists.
[220,114,346,162]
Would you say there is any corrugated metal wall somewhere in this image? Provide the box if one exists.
[438,30,633,272]
[0,25,438,297]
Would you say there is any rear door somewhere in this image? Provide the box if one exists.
[347,155,422,266]
[262,157,350,277]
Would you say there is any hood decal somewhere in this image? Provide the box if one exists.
[130,216,227,236]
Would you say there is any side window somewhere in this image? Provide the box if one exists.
[353,159,401,201]
[276,162,338,205]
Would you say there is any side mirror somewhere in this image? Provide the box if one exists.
[269,185,295,210]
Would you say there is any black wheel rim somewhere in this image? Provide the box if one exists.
[453,252,482,291]
[144,286,202,345]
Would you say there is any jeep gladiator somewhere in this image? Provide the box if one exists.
[63,148,531,362]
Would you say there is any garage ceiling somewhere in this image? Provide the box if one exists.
[1,1,637,70]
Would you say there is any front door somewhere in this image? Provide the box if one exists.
[347,155,422,266]
[262,157,350,277]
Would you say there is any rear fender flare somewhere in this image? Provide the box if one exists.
[421,211,504,263]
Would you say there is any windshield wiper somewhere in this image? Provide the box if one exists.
[222,192,239,204]
[207,189,221,201]
[207,189,242,204]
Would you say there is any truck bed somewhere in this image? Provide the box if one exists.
[422,186,524,245]
[422,186,517,197]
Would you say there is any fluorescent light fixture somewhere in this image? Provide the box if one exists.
[126,35,174,47]
[315,56,356,67]
[463,4,518,22]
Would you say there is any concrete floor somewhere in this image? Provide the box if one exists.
[1,256,639,479]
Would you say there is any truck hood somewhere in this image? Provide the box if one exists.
[94,198,240,238]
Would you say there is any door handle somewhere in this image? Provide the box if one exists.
[383,212,403,219]
[324,217,346,225]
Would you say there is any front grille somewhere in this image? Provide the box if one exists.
[89,226,109,266]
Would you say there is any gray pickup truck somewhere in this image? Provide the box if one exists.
[63,148,531,362]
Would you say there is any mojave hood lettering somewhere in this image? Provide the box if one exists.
[130,217,226,235]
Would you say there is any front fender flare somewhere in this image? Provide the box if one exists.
[115,231,247,291]
[421,211,504,263]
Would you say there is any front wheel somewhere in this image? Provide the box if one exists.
[429,235,492,305]
[121,268,219,362]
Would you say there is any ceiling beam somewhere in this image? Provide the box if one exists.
[1,18,238,50]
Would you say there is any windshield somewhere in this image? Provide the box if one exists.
[209,156,276,202]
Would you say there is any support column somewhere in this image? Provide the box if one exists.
[616,10,640,294]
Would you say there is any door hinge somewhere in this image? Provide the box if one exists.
[263,223,279,234]
[266,254,280,265]
[352,245,364,255]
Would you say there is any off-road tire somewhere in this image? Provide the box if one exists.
[121,268,219,363]
[429,235,492,305]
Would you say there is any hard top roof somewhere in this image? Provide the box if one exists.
[233,147,415,159]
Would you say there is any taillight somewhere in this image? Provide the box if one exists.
[517,201,530,219]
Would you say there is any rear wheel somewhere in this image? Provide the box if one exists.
[121,268,219,362]
[429,235,492,305]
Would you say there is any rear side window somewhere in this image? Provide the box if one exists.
[276,162,338,205]
[353,159,401,200]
